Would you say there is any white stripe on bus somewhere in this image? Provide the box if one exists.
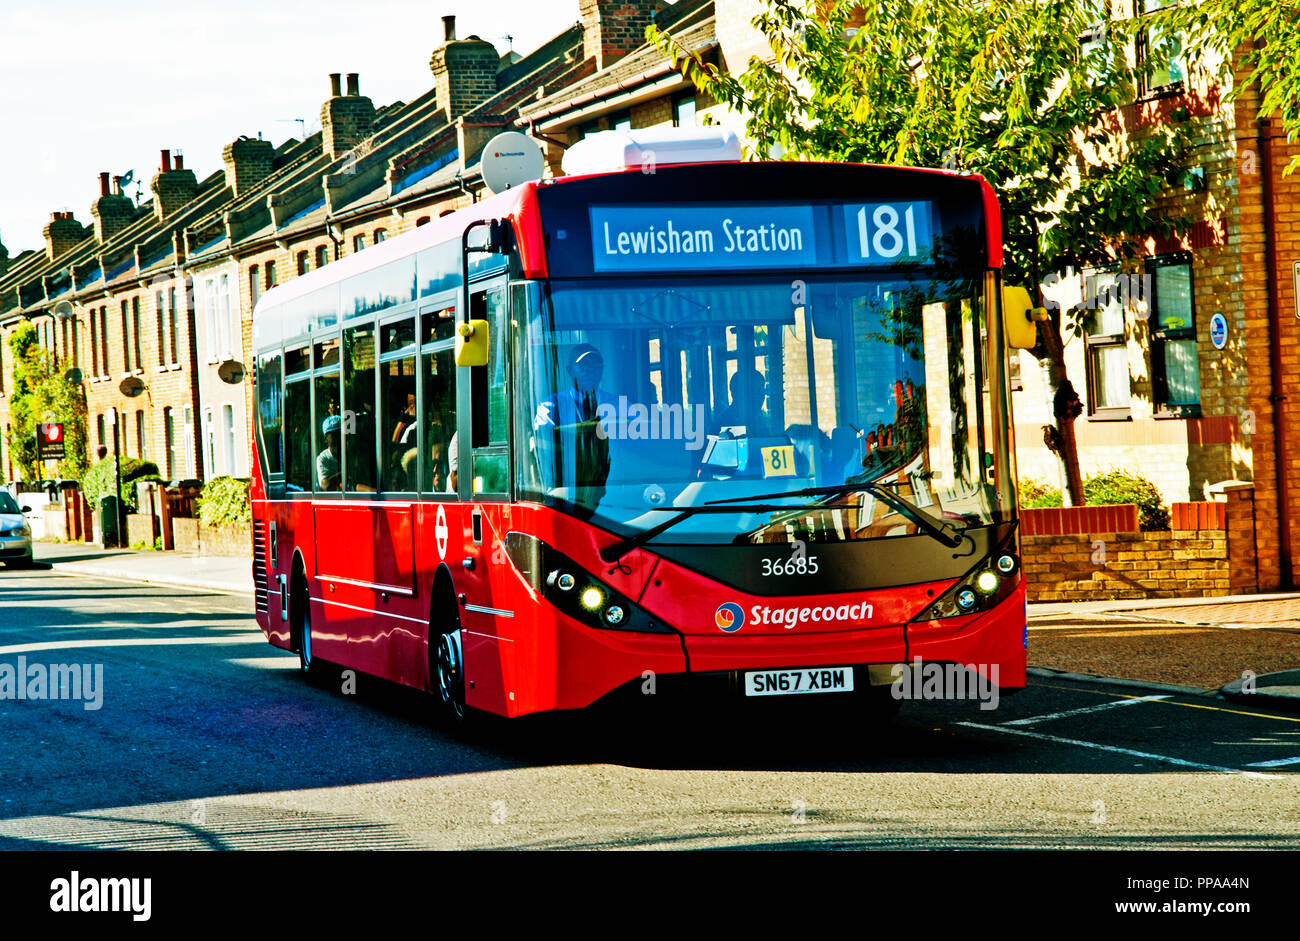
[309,596,427,625]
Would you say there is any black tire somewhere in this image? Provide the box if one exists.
[293,573,328,687]
[428,592,481,735]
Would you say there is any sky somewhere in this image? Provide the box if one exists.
[0,0,581,256]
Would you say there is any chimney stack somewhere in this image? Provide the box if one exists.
[321,72,375,159]
[222,136,275,197]
[430,28,499,121]
[92,171,134,243]
[43,211,85,261]
[151,149,198,221]
[580,0,657,69]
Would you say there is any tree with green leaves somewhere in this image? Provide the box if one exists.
[4,320,88,484]
[1168,0,1299,171]
[650,0,1193,504]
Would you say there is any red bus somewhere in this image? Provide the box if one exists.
[250,129,1030,725]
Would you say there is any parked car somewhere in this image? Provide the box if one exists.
[0,492,33,567]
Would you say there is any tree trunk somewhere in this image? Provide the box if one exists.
[1036,320,1085,506]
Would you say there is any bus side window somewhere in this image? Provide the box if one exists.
[342,321,378,493]
[313,334,342,493]
[470,288,507,449]
[422,346,457,494]
[283,345,312,492]
[380,315,421,492]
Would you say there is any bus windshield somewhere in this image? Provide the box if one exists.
[514,273,1006,546]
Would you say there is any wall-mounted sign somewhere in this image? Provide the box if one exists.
[119,376,145,397]
[1209,312,1228,349]
[1294,261,1300,320]
[37,423,65,461]
[218,360,246,384]
[64,367,83,385]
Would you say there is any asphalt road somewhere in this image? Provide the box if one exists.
[2,554,1299,850]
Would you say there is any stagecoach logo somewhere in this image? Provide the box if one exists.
[435,504,449,560]
[715,602,745,633]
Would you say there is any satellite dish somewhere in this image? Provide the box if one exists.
[480,131,545,195]
[52,300,76,320]
[119,376,145,397]
[218,360,246,384]
[64,367,83,384]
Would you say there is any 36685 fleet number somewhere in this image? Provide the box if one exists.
[761,555,819,576]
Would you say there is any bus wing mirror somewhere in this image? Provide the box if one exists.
[1001,284,1047,349]
[455,319,490,367]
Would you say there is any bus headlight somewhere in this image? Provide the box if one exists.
[914,537,1021,622]
[504,532,675,635]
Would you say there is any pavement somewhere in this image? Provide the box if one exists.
[17,540,1300,708]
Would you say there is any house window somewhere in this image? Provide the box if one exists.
[156,291,167,366]
[97,413,105,448]
[203,407,216,480]
[1137,0,1186,94]
[353,233,366,253]
[167,287,179,365]
[121,300,131,372]
[99,307,109,377]
[183,405,196,478]
[373,228,387,244]
[163,407,176,479]
[132,297,142,370]
[222,403,236,475]
[415,217,430,227]
[315,245,328,267]
[219,273,234,361]
[249,265,261,308]
[1084,268,1132,418]
[265,260,277,290]
[205,279,219,361]
[612,111,632,132]
[297,251,310,276]
[90,314,99,378]
[136,410,146,459]
[674,95,697,128]
[1147,254,1200,416]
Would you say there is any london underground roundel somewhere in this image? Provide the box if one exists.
[715,602,744,633]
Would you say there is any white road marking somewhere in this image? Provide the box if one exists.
[957,722,1278,778]
[1244,755,1300,768]
[1002,694,1170,726]
[0,636,259,655]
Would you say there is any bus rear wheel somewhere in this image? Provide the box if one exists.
[434,628,467,723]
[293,575,327,686]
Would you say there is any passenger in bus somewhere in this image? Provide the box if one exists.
[317,415,343,491]
[446,431,458,492]
[713,366,774,437]
[391,392,417,445]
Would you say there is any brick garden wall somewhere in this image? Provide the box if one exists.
[1024,529,1231,601]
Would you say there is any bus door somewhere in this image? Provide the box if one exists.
[457,276,512,713]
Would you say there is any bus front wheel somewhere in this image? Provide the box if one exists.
[434,627,467,723]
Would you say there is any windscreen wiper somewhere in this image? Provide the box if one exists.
[706,482,964,549]
[598,503,808,564]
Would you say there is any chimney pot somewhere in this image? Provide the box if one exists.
[99,172,110,197]
[160,149,172,172]
[442,15,456,41]
[346,73,359,96]
[174,153,184,170]
[329,72,342,97]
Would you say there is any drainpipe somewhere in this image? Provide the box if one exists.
[1258,106,1293,589]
